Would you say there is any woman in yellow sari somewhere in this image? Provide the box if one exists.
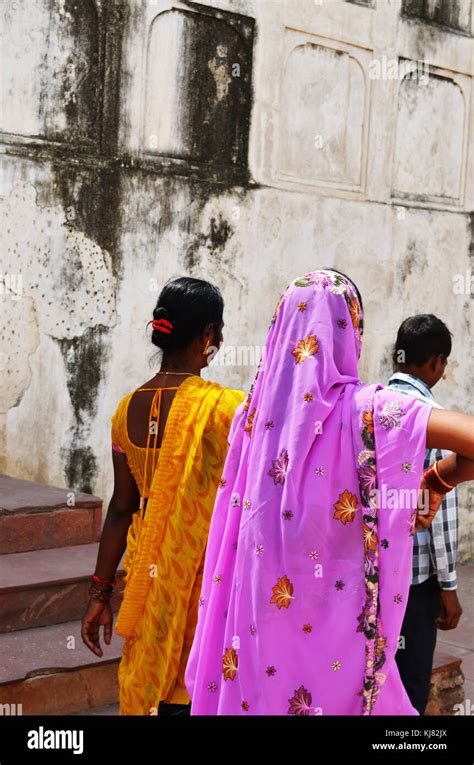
[81,277,244,715]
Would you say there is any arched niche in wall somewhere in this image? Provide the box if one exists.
[142,8,253,170]
[392,66,467,205]
[278,41,367,191]
[1,0,103,146]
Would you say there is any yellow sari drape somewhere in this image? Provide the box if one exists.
[114,375,244,714]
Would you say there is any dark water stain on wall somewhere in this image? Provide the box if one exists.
[346,0,373,7]
[143,4,254,174]
[36,0,102,145]
[52,2,126,494]
[401,0,471,35]
[56,325,110,492]
[32,0,126,275]
[56,326,109,425]
[63,443,98,495]
[184,211,234,272]
[181,9,251,168]
[401,239,418,283]
[400,236,429,284]
[181,182,251,274]
[206,215,233,252]
[52,162,123,279]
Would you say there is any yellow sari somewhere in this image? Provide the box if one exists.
[111,375,243,714]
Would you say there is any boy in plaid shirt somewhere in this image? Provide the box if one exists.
[389,314,462,715]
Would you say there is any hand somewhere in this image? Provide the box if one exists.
[436,590,463,631]
[415,477,443,533]
[81,598,113,657]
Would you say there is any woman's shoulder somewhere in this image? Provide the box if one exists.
[196,381,244,440]
[111,388,137,424]
[374,384,434,410]
[353,382,434,430]
[196,379,245,426]
[201,377,245,403]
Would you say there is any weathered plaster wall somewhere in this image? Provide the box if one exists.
[1,0,473,557]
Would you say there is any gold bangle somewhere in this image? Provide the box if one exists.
[433,460,455,492]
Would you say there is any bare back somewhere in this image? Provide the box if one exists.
[126,373,197,449]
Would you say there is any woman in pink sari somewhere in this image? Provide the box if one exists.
[185,269,474,715]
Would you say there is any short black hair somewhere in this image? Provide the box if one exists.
[392,314,452,367]
[149,276,224,352]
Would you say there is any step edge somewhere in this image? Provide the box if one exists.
[0,656,121,690]
[0,567,125,594]
[0,502,103,516]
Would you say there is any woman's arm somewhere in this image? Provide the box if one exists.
[93,450,141,582]
[81,450,140,656]
[426,408,474,486]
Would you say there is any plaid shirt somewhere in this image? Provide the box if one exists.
[387,373,458,590]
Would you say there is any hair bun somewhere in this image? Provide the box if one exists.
[149,276,224,355]
[151,306,175,346]
[153,306,170,321]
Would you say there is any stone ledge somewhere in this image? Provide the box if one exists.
[426,659,464,715]
[0,475,102,514]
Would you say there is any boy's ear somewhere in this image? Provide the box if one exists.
[203,323,214,340]
[432,353,446,373]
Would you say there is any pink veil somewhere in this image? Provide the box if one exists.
[185,270,432,715]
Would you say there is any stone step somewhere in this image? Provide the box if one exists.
[0,475,102,554]
[425,645,465,716]
[0,542,125,633]
[70,702,120,715]
[0,618,123,715]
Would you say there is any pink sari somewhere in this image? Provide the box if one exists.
[185,270,433,715]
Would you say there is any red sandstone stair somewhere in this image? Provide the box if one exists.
[0,543,124,633]
[0,475,125,715]
[0,475,102,554]
[71,702,120,715]
[0,618,123,715]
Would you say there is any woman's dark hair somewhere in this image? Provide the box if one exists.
[149,276,224,352]
[392,314,452,367]
[322,267,364,312]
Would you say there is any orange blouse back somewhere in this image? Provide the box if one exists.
[111,386,179,499]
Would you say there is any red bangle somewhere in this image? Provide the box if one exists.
[424,464,449,496]
[92,574,115,585]
[88,584,113,602]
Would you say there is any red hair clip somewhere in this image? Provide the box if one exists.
[152,318,173,334]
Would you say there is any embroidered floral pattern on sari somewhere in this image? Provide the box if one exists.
[245,407,256,436]
[378,399,405,430]
[333,489,359,524]
[288,685,313,715]
[358,463,377,495]
[268,449,289,485]
[355,392,387,714]
[270,575,295,609]
[222,647,239,681]
[292,335,319,364]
